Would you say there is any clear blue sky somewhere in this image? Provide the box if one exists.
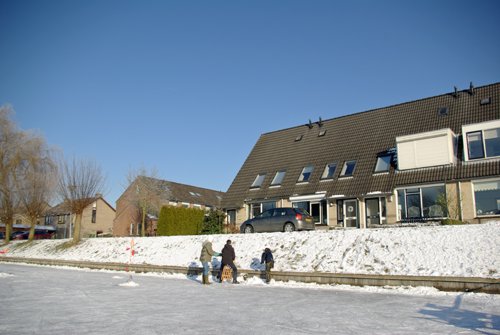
[1,0,499,206]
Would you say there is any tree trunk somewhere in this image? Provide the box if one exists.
[141,207,146,237]
[4,220,12,243]
[28,215,37,241]
[72,213,82,243]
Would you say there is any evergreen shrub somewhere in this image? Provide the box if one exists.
[157,206,205,236]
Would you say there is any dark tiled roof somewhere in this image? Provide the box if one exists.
[222,83,500,208]
[138,176,225,208]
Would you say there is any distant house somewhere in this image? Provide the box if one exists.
[0,203,52,236]
[45,195,116,238]
[222,83,500,229]
[113,177,225,236]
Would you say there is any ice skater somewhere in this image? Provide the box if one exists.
[199,237,221,285]
[261,247,274,283]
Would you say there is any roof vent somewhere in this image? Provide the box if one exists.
[480,97,491,106]
[438,107,449,116]
[452,86,459,98]
[468,82,475,95]
[307,119,313,129]
[317,117,323,127]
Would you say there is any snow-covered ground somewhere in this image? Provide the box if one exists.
[2,221,499,279]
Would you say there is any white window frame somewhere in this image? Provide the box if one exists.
[472,178,500,217]
[271,170,286,186]
[463,120,500,161]
[297,165,314,183]
[251,173,266,188]
[340,160,356,177]
[321,163,337,180]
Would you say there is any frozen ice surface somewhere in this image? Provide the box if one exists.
[1,263,498,335]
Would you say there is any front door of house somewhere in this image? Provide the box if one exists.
[366,198,380,225]
[310,202,321,224]
[344,199,358,228]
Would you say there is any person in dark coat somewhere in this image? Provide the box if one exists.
[261,247,274,283]
[219,239,239,284]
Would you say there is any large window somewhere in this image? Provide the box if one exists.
[250,201,276,219]
[297,166,314,182]
[340,160,356,177]
[466,127,500,160]
[321,163,337,180]
[397,185,446,220]
[251,174,266,188]
[271,170,286,186]
[474,179,500,216]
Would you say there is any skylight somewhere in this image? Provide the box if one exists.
[438,107,449,117]
[321,163,337,179]
[251,174,266,188]
[340,161,356,177]
[374,155,392,173]
[297,166,314,182]
[271,170,286,186]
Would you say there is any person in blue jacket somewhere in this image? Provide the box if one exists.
[261,247,274,283]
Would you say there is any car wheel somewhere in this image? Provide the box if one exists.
[283,222,295,232]
[244,225,254,234]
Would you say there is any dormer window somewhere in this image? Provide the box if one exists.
[340,160,356,177]
[321,163,337,180]
[463,120,500,161]
[297,166,314,182]
[271,170,286,186]
[251,174,266,188]
[466,128,500,160]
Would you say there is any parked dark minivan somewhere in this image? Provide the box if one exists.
[240,207,315,233]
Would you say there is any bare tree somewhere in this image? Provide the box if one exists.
[126,166,163,237]
[16,134,57,241]
[0,106,24,243]
[57,157,105,243]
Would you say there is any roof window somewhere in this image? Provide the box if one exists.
[271,170,286,186]
[438,107,448,116]
[295,135,303,142]
[321,163,337,180]
[297,166,314,183]
[250,174,266,188]
[374,154,392,173]
[340,160,356,177]
[480,97,491,106]
[318,130,327,137]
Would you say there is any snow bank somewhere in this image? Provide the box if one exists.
[1,221,499,278]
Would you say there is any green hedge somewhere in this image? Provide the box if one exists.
[157,206,205,236]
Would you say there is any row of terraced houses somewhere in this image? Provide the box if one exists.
[3,83,498,237]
